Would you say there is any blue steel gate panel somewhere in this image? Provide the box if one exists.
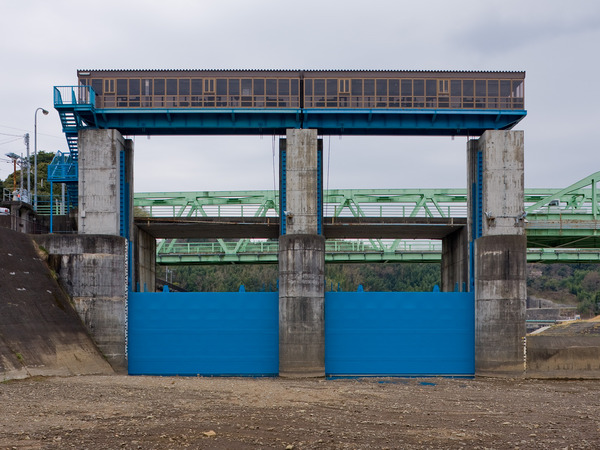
[325,291,475,376]
[128,292,278,376]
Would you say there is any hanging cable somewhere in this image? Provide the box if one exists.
[0,137,22,146]
[327,135,331,193]
[272,134,277,193]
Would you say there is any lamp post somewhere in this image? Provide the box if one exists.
[34,107,49,211]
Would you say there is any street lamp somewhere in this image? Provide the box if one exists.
[34,107,49,211]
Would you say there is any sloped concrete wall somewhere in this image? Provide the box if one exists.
[0,228,112,380]
[34,234,128,371]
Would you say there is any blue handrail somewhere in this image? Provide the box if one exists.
[53,86,96,107]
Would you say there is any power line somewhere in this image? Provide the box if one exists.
[0,132,24,137]
[0,138,22,146]
[0,124,28,132]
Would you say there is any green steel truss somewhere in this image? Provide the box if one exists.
[134,172,600,265]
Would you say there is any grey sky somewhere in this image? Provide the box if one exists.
[1,0,599,192]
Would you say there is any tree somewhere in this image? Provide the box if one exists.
[2,151,55,196]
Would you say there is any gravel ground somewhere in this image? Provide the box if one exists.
[1,375,599,449]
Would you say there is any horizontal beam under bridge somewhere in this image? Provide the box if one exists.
[134,217,467,239]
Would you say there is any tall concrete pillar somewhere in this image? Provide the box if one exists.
[468,130,526,376]
[67,128,134,371]
[278,129,325,377]
[78,129,133,236]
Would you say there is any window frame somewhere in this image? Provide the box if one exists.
[204,78,215,94]
[339,79,350,94]
[104,79,115,94]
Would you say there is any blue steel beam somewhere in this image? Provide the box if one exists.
[54,86,526,137]
[302,109,526,136]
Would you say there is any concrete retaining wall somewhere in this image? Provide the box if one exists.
[527,335,600,378]
[33,234,128,371]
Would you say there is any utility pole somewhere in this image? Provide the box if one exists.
[19,154,24,193]
[24,133,30,198]
[12,159,17,192]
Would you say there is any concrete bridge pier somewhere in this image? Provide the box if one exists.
[441,227,469,292]
[278,129,325,377]
[468,130,527,377]
[37,129,134,371]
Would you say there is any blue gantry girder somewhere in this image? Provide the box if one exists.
[53,85,526,137]
[50,82,526,218]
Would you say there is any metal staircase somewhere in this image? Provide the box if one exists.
[49,86,96,208]
[47,151,78,209]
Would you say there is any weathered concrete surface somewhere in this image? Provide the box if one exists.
[78,129,133,236]
[527,319,600,378]
[0,201,42,234]
[278,129,325,377]
[34,234,128,372]
[478,130,525,236]
[474,234,527,376]
[133,225,156,292]
[441,226,468,291]
[282,129,320,235]
[469,130,527,377]
[0,228,112,380]
[278,234,325,377]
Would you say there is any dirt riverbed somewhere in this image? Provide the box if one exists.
[1,375,599,449]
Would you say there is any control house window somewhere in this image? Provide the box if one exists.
[339,79,350,94]
[204,79,215,93]
[104,79,115,93]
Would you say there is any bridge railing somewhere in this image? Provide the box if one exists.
[54,86,96,107]
[158,238,443,256]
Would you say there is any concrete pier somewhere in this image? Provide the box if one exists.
[78,129,133,236]
[278,129,325,377]
[468,130,526,376]
[33,128,135,372]
[133,226,156,292]
[441,227,468,292]
[34,234,128,371]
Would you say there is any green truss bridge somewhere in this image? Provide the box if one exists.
[134,171,600,265]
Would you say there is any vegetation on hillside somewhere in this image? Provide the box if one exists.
[163,263,442,293]
[2,151,55,195]
[161,262,600,316]
[528,263,600,316]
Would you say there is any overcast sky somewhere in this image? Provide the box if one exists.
[1,0,599,193]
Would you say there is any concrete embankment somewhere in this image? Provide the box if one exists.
[527,317,600,378]
[0,227,113,380]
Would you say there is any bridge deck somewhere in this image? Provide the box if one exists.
[135,216,467,240]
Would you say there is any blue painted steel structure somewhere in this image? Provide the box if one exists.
[128,290,279,376]
[51,70,523,377]
[469,150,484,288]
[128,289,474,376]
[325,291,475,376]
[54,84,526,137]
